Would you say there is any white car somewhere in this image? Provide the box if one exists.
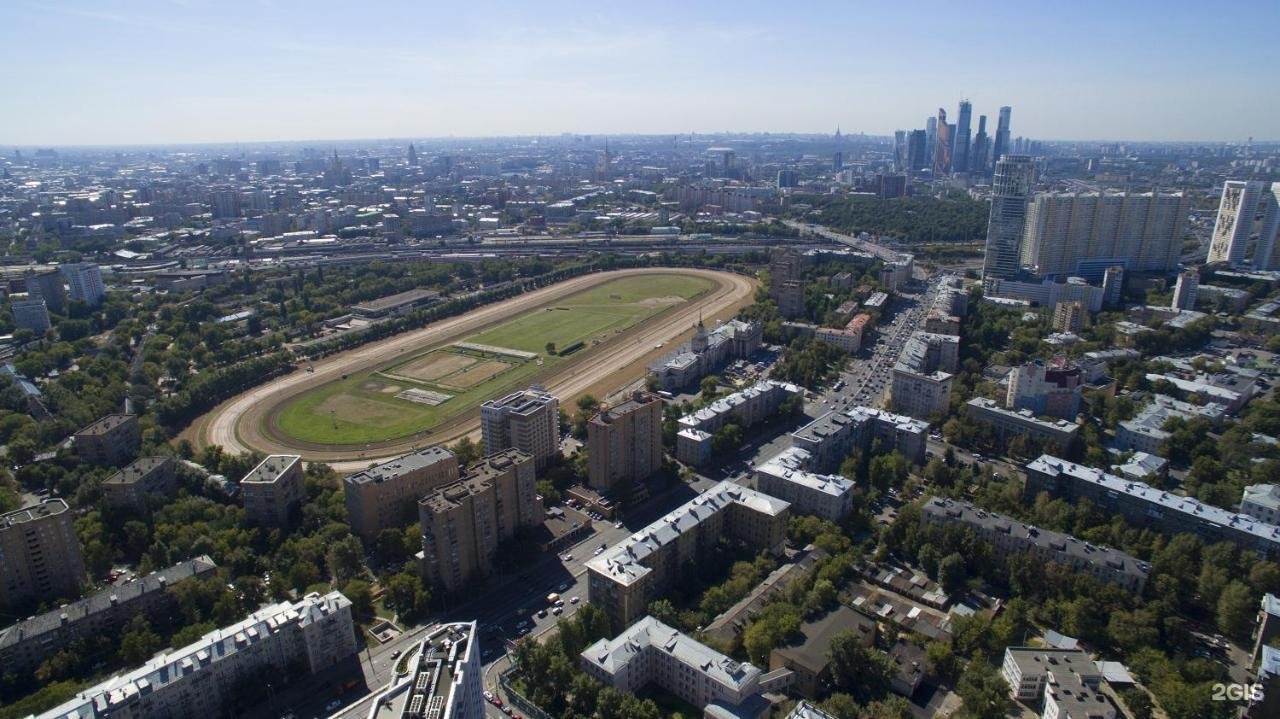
[593,546,605,555]
[484,691,494,702]
[570,596,580,604]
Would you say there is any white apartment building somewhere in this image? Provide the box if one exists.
[1021,191,1190,277]
[754,447,854,522]
[1208,180,1280,269]
[581,616,774,716]
[38,592,357,719]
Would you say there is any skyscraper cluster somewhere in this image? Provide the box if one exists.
[897,99,1011,177]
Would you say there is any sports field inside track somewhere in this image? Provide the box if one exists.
[273,274,712,445]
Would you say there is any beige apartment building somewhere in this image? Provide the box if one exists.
[586,480,789,628]
[241,455,305,527]
[343,446,459,541]
[587,391,664,493]
[0,499,86,611]
[73,413,140,467]
[102,456,177,511]
[480,388,560,470]
[418,449,542,593]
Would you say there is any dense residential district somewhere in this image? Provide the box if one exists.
[4,123,1280,719]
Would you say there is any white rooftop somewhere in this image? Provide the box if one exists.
[582,616,761,693]
[756,447,853,498]
[1028,455,1280,547]
[585,480,789,587]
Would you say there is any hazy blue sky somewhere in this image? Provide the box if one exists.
[3,0,1277,146]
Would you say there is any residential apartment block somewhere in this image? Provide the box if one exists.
[790,406,928,472]
[0,556,216,675]
[343,446,459,541]
[1020,190,1190,277]
[586,481,789,628]
[921,497,1149,593]
[674,380,800,466]
[1001,647,1101,702]
[61,262,106,306]
[581,616,777,717]
[418,450,542,593]
[1026,455,1280,556]
[1052,301,1086,334]
[890,332,958,420]
[74,414,141,467]
[1253,593,1280,666]
[1115,395,1226,455]
[37,591,358,719]
[754,447,854,522]
[1242,484,1280,525]
[366,621,483,719]
[241,455,305,527]
[1207,180,1280,269]
[11,297,50,334]
[815,313,870,354]
[1006,359,1083,420]
[480,387,559,470]
[0,499,86,611]
[768,605,878,698]
[965,397,1079,453]
[587,391,663,493]
[101,456,177,511]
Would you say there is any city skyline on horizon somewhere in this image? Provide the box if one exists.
[2,0,1279,147]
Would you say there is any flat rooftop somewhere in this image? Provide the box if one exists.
[76,414,135,436]
[756,447,853,498]
[922,497,1148,579]
[241,455,301,485]
[344,446,455,486]
[593,391,661,423]
[586,480,788,587]
[1028,455,1280,546]
[103,456,173,486]
[466,448,532,483]
[483,388,556,416]
[583,616,761,693]
[966,397,1079,433]
[0,556,216,651]
[351,288,440,314]
[1,498,71,528]
[373,622,475,719]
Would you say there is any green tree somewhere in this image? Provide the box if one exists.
[938,552,967,594]
[828,631,894,702]
[342,579,374,619]
[956,659,1012,719]
[712,423,744,454]
[118,615,161,665]
[1216,581,1258,640]
[326,535,365,584]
